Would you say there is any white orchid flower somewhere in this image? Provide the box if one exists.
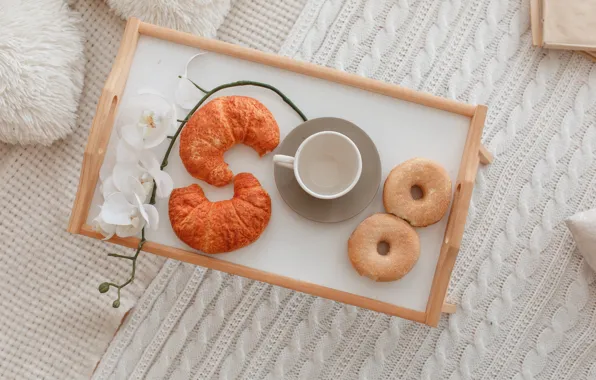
[100,139,140,198]
[99,177,159,238]
[92,213,117,240]
[100,193,144,237]
[176,77,204,110]
[111,144,173,201]
[115,137,139,163]
[138,150,174,198]
[101,140,173,202]
[175,52,207,110]
[111,163,152,202]
[101,175,119,200]
[117,92,176,149]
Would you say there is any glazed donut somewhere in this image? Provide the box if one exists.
[383,158,451,227]
[348,213,420,282]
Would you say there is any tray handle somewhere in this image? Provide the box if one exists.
[68,18,141,233]
[67,89,119,234]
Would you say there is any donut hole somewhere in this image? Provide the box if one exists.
[410,185,424,200]
[377,241,390,256]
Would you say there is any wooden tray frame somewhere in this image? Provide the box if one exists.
[68,18,491,327]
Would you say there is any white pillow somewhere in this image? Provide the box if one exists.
[106,0,233,38]
[566,208,596,272]
[0,0,85,145]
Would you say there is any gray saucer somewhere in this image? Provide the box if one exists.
[274,117,382,223]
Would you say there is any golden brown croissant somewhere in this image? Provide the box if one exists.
[168,173,271,254]
[180,96,280,187]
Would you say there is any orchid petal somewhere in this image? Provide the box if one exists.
[138,150,161,173]
[138,150,173,198]
[134,193,147,216]
[101,193,134,225]
[141,181,154,202]
[127,176,148,203]
[175,52,206,110]
[137,89,179,134]
[152,170,174,198]
[101,175,118,199]
[144,204,160,230]
[183,52,207,77]
[130,214,141,229]
[116,222,144,238]
[116,139,140,163]
[112,163,143,194]
[175,76,204,110]
[120,124,144,150]
[92,215,116,240]
[133,193,159,230]
[116,93,175,148]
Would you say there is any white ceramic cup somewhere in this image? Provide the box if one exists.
[273,131,362,199]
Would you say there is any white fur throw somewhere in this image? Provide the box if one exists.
[0,0,85,146]
[106,0,233,38]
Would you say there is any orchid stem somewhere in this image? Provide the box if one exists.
[107,253,135,260]
[101,79,306,308]
[186,78,210,94]
[99,233,146,308]
[187,80,307,122]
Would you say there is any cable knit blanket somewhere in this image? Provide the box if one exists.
[94,0,596,379]
[0,0,303,378]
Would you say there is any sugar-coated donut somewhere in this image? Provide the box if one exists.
[348,213,420,282]
[383,158,451,227]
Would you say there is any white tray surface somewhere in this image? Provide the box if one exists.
[88,36,471,312]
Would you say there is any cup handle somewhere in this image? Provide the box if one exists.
[273,155,295,170]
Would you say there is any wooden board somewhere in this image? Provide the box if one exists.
[541,0,596,51]
[68,19,488,326]
[531,0,596,55]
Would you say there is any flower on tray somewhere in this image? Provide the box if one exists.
[99,180,159,238]
[118,92,176,150]
[175,75,205,110]
[101,140,173,204]
[93,92,174,240]
[175,52,208,110]
[138,150,174,199]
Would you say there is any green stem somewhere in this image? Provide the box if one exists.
[101,80,306,308]
[186,77,210,94]
[100,233,146,307]
[107,253,135,260]
[189,80,308,122]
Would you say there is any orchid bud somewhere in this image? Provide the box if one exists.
[112,300,121,308]
[98,282,109,293]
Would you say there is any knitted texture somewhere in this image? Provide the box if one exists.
[0,0,297,378]
[218,0,308,52]
[96,0,596,379]
[0,1,164,378]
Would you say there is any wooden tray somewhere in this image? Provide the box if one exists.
[68,18,491,326]
[530,0,596,58]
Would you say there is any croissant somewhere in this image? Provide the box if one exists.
[180,96,280,187]
[168,173,272,254]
